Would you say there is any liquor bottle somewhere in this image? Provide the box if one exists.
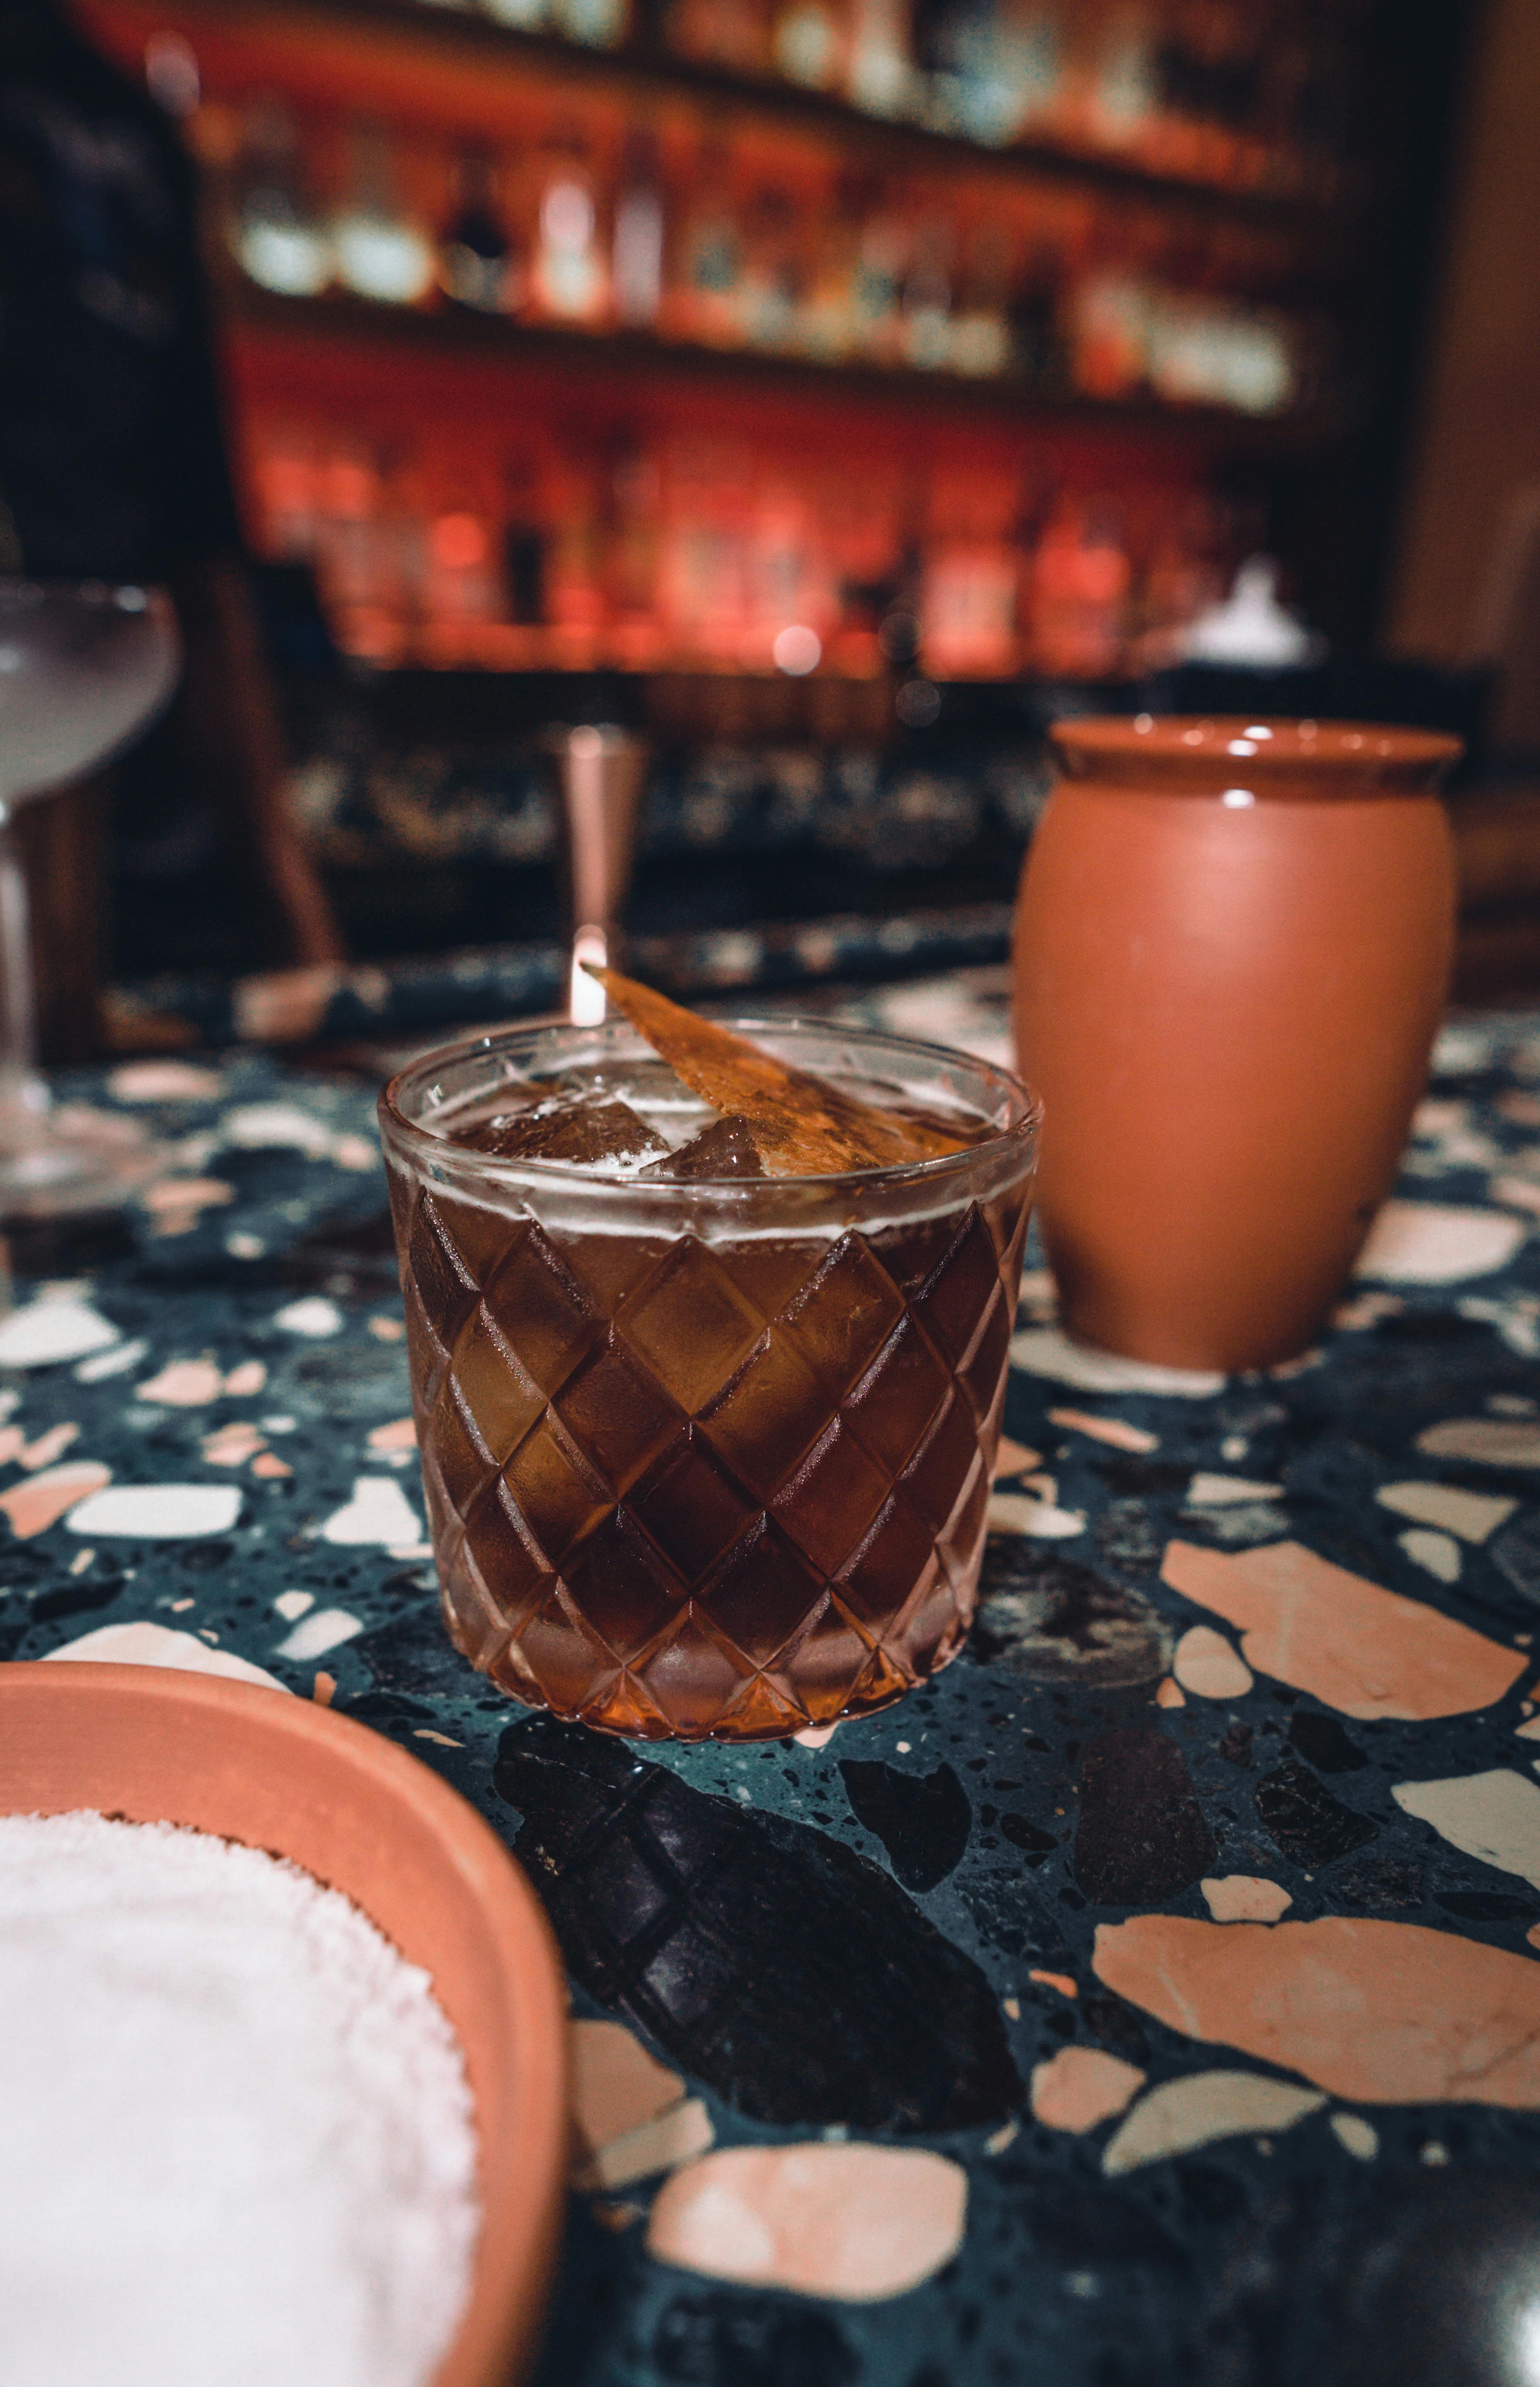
[1065,223,1151,400]
[312,443,405,661]
[544,454,607,660]
[669,142,744,345]
[921,529,1019,674]
[1011,3,1064,128]
[605,439,664,661]
[738,188,801,351]
[1092,5,1160,149]
[949,220,1011,374]
[332,121,435,306]
[666,0,772,72]
[438,147,517,313]
[922,0,1038,145]
[531,136,609,323]
[424,494,501,659]
[252,427,320,561]
[773,0,844,90]
[230,98,331,297]
[798,178,862,360]
[851,191,906,361]
[483,0,550,31]
[552,0,630,45]
[612,131,666,329]
[1008,236,1069,391]
[1027,492,1130,677]
[901,214,952,369]
[845,0,918,117]
[502,455,549,627]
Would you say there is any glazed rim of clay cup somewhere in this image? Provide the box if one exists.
[1050,715,1464,787]
[0,1661,570,2387]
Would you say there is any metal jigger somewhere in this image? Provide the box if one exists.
[551,725,647,1026]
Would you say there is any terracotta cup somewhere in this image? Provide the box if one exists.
[0,1662,569,2387]
[1013,716,1462,1371]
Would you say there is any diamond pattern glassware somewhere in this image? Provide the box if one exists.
[380,1019,1039,1741]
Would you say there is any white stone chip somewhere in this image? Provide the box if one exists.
[64,1484,242,1539]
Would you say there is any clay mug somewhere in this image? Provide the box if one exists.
[1013,716,1462,1372]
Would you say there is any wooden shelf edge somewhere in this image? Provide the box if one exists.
[224,284,1345,450]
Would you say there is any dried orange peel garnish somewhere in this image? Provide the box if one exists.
[589,966,969,1177]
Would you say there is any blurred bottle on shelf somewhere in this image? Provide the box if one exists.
[922,0,1050,145]
[900,213,953,368]
[845,0,919,117]
[502,453,550,641]
[612,131,666,328]
[1027,491,1131,675]
[551,0,631,46]
[1133,489,1225,665]
[333,120,435,305]
[1066,233,1151,399]
[439,146,519,312]
[667,139,745,343]
[423,494,502,659]
[1008,232,1069,389]
[738,187,801,350]
[531,134,610,321]
[1091,4,1160,148]
[605,441,666,664]
[800,180,863,360]
[483,0,551,33]
[949,220,1011,373]
[773,0,845,90]
[230,98,332,297]
[921,531,1019,674]
[666,0,772,74]
[253,426,321,561]
[851,194,906,360]
[544,453,608,659]
[312,445,398,659]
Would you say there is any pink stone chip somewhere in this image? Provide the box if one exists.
[138,1358,224,1407]
[1201,1875,1293,1923]
[367,1417,419,1452]
[1030,2046,1146,2133]
[0,1460,111,1539]
[647,2144,966,2302]
[1162,1538,1526,1719]
[567,2020,713,2191]
[1095,1915,1540,2108]
[1172,1625,1253,1700]
[569,2020,686,2164]
[1047,1409,1159,1454]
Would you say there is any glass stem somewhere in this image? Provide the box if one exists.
[0,803,48,1143]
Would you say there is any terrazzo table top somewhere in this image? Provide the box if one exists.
[7,979,1540,2387]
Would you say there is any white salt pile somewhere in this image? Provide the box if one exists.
[0,1811,480,2387]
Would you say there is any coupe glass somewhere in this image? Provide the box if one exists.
[0,581,180,1214]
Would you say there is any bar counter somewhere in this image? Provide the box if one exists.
[6,973,1540,2387]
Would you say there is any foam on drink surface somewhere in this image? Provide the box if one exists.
[438,1055,987,1183]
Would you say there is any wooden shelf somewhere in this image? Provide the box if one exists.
[227,283,1341,449]
[115,0,1345,226]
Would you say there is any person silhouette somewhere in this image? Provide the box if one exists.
[0,0,341,1041]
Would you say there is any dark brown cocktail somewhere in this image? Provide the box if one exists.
[379,1011,1038,1741]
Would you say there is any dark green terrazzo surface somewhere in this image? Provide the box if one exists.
[6,990,1540,2387]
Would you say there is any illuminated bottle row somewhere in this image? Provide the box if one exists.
[223,101,1316,414]
[381,0,1354,201]
[250,413,1241,680]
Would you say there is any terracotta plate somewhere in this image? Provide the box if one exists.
[0,1661,568,2387]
